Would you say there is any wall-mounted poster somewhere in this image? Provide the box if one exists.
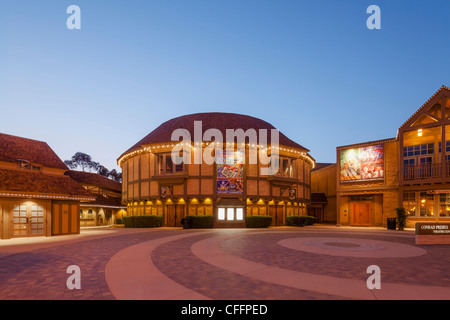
[216,149,244,194]
[339,144,384,182]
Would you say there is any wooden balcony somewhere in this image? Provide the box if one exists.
[403,163,450,183]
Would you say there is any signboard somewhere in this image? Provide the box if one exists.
[415,223,450,235]
[289,189,296,201]
[415,222,450,245]
[160,186,167,198]
[339,144,384,182]
[216,150,244,194]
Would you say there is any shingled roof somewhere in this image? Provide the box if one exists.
[119,112,309,159]
[0,168,95,200]
[65,170,122,193]
[0,133,68,170]
[83,194,124,208]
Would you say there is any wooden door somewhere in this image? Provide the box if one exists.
[351,201,372,226]
[269,205,276,226]
[166,205,185,227]
[52,202,79,235]
[276,205,284,226]
[269,205,284,226]
[176,205,185,227]
[167,205,176,227]
[12,204,45,237]
[12,204,28,237]
[308,207,323,223]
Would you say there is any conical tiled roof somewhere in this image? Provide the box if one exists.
[119,112,309,160]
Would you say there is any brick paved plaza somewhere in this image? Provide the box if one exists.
[0,226,449,300]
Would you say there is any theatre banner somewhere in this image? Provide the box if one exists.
[339,144,384,182]
[216,149,244,194]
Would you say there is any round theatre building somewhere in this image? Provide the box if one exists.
[117,113,315,227]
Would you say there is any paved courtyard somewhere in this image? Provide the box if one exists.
[0,225,449,300]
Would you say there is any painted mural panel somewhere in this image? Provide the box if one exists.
[216,150,244,194]
[340,144,384,182]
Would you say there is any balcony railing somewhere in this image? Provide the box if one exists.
[403,163,450,180]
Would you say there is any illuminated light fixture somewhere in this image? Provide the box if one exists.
[418,129,423,137]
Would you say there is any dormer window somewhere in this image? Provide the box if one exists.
[16,159,30,169]
[16,160,41,172]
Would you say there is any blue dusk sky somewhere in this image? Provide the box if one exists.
[1,0,449,172]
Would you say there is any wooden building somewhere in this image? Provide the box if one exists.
[118,112,315,227]
[65,170,127,226]
[0,133,95,239]
[313,85,450,228]
[310,163,336,224]
[336,138,399,227]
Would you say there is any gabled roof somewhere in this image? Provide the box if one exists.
[65,170,122,193]
[398,85,450,131]
[0,133,68,170]
[0,168,95,200]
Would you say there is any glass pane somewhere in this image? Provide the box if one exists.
[166,155,173,173]
[174,151,185,172]
[439,194,450,217]
[282,159,289,176]
[419,192,434,217]
[403,192,416,216]
[227,208,234,220]
[218,208,225,220]
[236,208,243,220]
[158,155,164,174]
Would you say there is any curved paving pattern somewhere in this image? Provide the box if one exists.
[277,236,427,258]
[1,227,450,300]
[191,232,450,300]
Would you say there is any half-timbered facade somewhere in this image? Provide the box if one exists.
[118,112,315,227]
[398,86,450,225]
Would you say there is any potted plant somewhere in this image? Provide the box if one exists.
[394,207,407,231]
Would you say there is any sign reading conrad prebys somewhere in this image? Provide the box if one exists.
[415,223,450,245]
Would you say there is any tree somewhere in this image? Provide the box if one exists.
[109,169,122,182]
[64,152,98,172]
[97,165,110,177]
[65,152,122,182]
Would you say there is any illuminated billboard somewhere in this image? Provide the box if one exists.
[339,144,384,182]
[216,150,244,194]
